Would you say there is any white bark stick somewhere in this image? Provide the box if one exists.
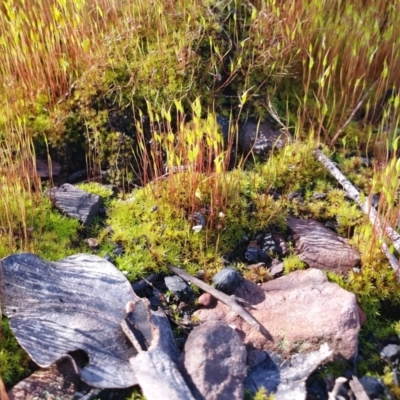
[314,149,400,276]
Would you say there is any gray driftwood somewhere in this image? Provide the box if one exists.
[122,302,195,400]
[166,264,262,332]
[0,253,194,395]
[314,149,400,276]
[47,183,101,226]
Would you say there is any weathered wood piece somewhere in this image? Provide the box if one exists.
[287,216,360,274]
[314,149,400,276]
[245,343,332,400]
[1,253,196,398]
[48,183,101,226]
[0,253,138,388]
[348,376,371,400]
[166,264,262,332]
[122,302,195,400]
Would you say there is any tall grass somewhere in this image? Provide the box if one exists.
[0,0,399,252]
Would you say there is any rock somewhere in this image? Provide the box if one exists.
[216,115,230,143]
[8,357,81,400]
[244,344,332,400]
[103,253,115,264]
[247,350,268,368]
[85,238,99,248]
[357,304,367,326]
[113,243,125,256]
[212,268,241,295]
[190,212,207,228]
[198,293,215,307]
[380,344,400,364]
[261,232,283,256]
[239,120,290,158]
[306,375,328,400]
[164,275,195,303]
[244,243,271,265]
[132,273,162,297]
[48,183,102,226]
[273,233,290,256]
[358,376,384,398]
[269,260,284,277]
[287,216,360,274]
[180,321,247,400]
[194,269,360,359]
[67,169,88,184]
[35,158,61,178]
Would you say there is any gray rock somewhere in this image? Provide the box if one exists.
[239,120,290,158]
[261,232,283,256]
[216,115,230,143]
[380,344,400,364]
[180,321,247,400]
[244,344,332,400]
[36,158,61,178]
[245,246,272,265]
[212,268,241,295]
[48,183,102,226]
[164,276,195,303]
[358,376,384,398]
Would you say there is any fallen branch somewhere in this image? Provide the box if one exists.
[314,149,400,276]
[166,264,262,332]
[122,301,195,400]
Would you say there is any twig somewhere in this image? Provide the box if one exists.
[166,264,262,332]
[314,149,400,276]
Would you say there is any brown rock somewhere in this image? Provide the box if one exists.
[85,238,99,248]
[287,216,360,274]
[180,321,247,400]
[193,269,360,360]
[269,259,284,277]
[197,293,215,307]
[8,358,79,400]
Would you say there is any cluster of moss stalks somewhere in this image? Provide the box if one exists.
[1,0,400,398]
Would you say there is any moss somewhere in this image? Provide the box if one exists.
[0,319,30,387]
[283,254,306,274]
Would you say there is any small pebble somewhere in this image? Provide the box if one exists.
[165,275,195,303]
[380,344,400,364]
[198,293,214,307]
[85,238,99,248]
[212,267,241,295]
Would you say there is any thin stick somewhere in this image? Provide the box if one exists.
[314,149,400,276]
[166,264,262,332]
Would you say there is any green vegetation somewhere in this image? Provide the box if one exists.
[0,0,400,397]
[0,319,30,385]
